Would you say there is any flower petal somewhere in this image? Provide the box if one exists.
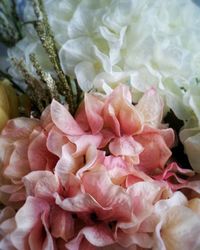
[109,136,143,157]
[50,99,83,135]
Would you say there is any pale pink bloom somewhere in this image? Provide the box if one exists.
[0,117,58,207]
[0,171,78,250]
[1,166,197,250]
[0,84,184,250]
[48,85,174,177]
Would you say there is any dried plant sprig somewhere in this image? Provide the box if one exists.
[0,0,22,46]
[12,58,50,114]
[31,0,75,113]
[29,53,60,102]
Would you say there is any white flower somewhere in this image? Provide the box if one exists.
[57,0,200,120]
[180,123,200,173]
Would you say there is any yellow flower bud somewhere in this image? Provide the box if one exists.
[0,79,19,131]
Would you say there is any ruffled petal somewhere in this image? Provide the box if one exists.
[136,87,163,128]
[65,224,114,249]
[109,136,143,157]
[84,93,104,134]
[10,196,50,250]
[50,99,83,135]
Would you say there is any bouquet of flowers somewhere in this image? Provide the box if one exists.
[0,0,200,249]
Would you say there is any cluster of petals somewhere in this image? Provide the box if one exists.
[0,168,200,250]
[0,84,200,249]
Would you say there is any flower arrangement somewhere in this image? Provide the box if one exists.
[0,0,200,250]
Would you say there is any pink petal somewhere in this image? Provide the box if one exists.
[99,129,115,148]
[159,128,175,148]
[3,139,30,179]
[47,126,69,157]
[55,192,108,213]
[103,85,143,136]
[10,196,50,250]
[116,230,153,248]
[55,143,83,179]
[50,205,74,241]
[154,162,194,190]
[40,106,52,129]
[75,101,90,132]
[118,102,143,136]
[135,133,172,173]
[68,134,103,156]
[1,118,39,139]
[84,93,104,134]
[103,156,130,184]
[103,103,121,137]
[28,219,44,250]
[81,167,132,221]
[109,136,143,157]
[23,171,60,202]
[28,130,58,171]
[50,99,83,135]
[65,225,114,249]
[76,146,105,178]
[125,168,152,188]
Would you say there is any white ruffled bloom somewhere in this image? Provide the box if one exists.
[6,0,200,171]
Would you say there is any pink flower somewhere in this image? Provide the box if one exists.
[47,85,174,178]
[0,117,58,207]
[1,84,191,250]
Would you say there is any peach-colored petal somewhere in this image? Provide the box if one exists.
[188,198,200,215]
[50,99,83,135]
